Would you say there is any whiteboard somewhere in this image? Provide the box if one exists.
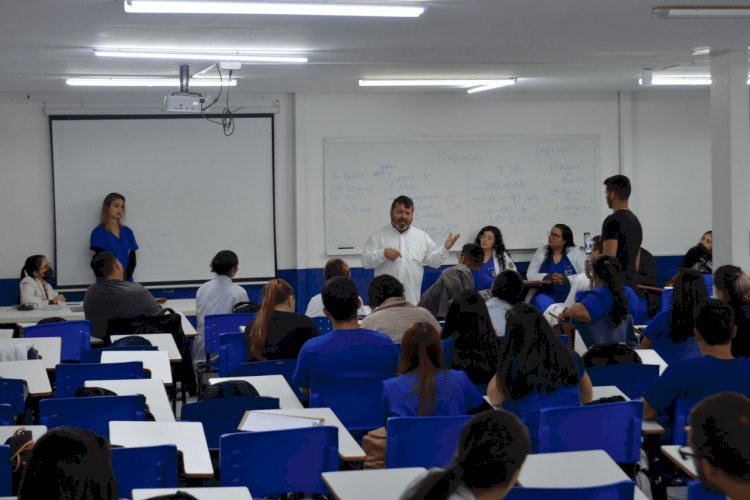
[324,136,600,254]
[51,115,276,288]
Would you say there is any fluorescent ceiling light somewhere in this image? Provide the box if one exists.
[653,6,750,18]
[124,0,425,17]
[95,49,307,63]
[359,79,516,93]
[638,75,750,86]
[66,77,237,87]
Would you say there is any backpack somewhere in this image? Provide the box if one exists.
[6,428,34,493]
[111,335,153,347]
[583,342,642,367]
[200,380,259,400]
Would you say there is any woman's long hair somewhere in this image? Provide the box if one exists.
[592,255,628,325]
[248,278,294,360]
[496,303,579,401]
[474,225,512,271]
[20,255,45,279]
[670,269,708,343]
[400,409,530,500]
[399,322,444,416]
[714,264,750,306]
[544,223,575,265]
[99,192,125,227]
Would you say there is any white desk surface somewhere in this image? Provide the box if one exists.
[210,375,303,410]
[132,487,251,500]
[661,444,698,479]
[110,333,181,362]
[519,450,648,499]
[0,359,52,396]
[0,329,14,340]
[0,337,61,370]
[85,379,175,422]
[246,407,365,461]
[635,349,668,375]
[101,350,172,385]
[322,467,426,500]
[591,386,665,435]
[0,425,47,442]
[109,421,213,478]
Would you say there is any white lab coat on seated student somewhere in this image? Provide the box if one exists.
[525,245,587,281]
[362,224,448,306]
[19,275,59,307]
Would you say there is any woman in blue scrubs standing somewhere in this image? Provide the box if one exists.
[90,192,138,281]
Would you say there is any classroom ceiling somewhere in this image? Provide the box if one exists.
[2,0,750,95]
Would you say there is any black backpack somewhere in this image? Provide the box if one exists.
[583,342,642,367]
[200,380,259,400]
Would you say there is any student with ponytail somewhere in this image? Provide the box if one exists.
[714,265,750,358]
[245,278,319,361]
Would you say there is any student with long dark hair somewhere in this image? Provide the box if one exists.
[400,409,530,500]
[485,270,524,336]
[383,322,485,421]
[19,254,65,306]
[90,192,138,281]
[441,290,500,385]
[714,264,750,358]
[641,269,706,364]
[473,225,516,291]
[246,278,318,361]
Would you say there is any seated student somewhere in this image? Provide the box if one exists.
[382,322,487,421]
[193,250,250,366]
[360,274,440,343]
[305,258,366,317]
[689,392,750,500]
[642,300,750,441]
[18,255,66,306]
[83,251,161,339]
[485,270,524,337]
[292,277,396,394]
[18,426,118,500]
[473,225,517,293]
[419,243,483,320]
[400,409,530,500]
[682,230,713,274]
[488,303,593,418]
[246,278,318,361]
[714,264,750,358]
[441,290,500,385]
[641,269,706,364]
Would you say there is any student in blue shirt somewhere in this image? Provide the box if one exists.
[292,277,396,394]
[90,192,138,281]
[641,269,706,364]
[643,300,750,441]
[473,225,516,293]
[382,322,487,422]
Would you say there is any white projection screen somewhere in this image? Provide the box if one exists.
[50,114,276,288]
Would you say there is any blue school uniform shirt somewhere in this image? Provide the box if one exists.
[473,259,497,291]
[534,254,576,306]
[292,328,396,390]
[90,225,138,278]
[382,369,484,422]
[643,310,701,365]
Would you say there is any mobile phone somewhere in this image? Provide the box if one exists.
[583,232,592,254]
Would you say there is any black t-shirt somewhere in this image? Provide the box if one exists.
[601,209,642,283]
[681,245,713,273]
[245,311,319,361]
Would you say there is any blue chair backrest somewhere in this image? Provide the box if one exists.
[230,359,304,401]
[55,361,146,398]
[310,374,388,432]
[586,364,660,400]
[0,445,10,496]
[441,338,454,368]
[506,480,635,499]
[204,313,255,356]
[386,415,471,468]
[0,378,26,419]
[80,345,157,363]
[687,480,725,500]
[219,332,246,377]
[181,395,280,449]
[673,398,696,445]
[575,315,637,349]
[39,394,146,438]
[537,400,643,463]
[0,405,14,426]
[220,426,339,496]
[112,445,178,499]
[312,316,332,334]
[24,320,91,362]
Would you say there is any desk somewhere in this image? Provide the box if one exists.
[519,450,649,499]
[210,375,303,409]
[132,487,251,500]
[84,379,175,422]
[635,349,668,375]
[322,467,426,500]
[0,329,13,340]
[0,337,61,370]
[0,360,51,396]
[0,425,47,442]
[109,421,213,478]
[661,444,698,479]
[101,350,173,385]
[592,385,664,435]
[110,333,181,362]
[246,407,365,461]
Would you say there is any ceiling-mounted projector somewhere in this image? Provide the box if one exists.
[163,63,213,112]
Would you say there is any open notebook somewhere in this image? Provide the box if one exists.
[238,411,324,432]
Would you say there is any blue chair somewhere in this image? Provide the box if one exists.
[310,374,389,432]
[181,396,280,450]
[112,445,179,499]
[575,314,637,348]
[55,362,146,398]
[441,338,454,368]
[506,480,635,499]
[0,445,10,496]
[218,332,246,377]
[586,364,660,400]
[386,415,471,468]
[687,480,725,500]
[0,404,14,426]
[0,378,26,422]
[230,359,305,401]
[39,395,146,438]
[537,400,643,464]
[80,345,157,363]
[311,316,333,334]
[24,320,91,362]
[673,398,696,445]
[204,313,255,360]
[220,426,339,496]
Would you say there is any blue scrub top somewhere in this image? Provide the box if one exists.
[474,259,497,291]
[90,225,138,278]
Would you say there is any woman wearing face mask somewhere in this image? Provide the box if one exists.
[19,255,65,306]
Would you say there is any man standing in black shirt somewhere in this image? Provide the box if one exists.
[601,175,643,286]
